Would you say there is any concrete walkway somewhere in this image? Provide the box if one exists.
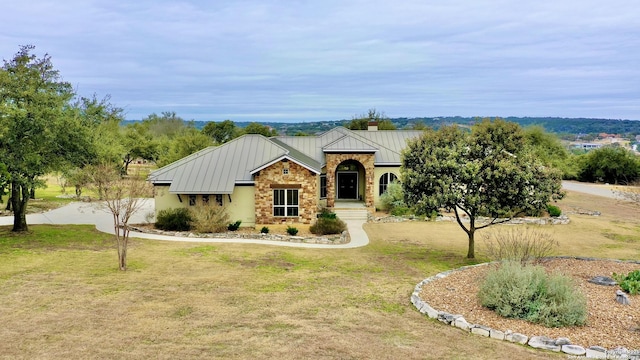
[0,199,370,249]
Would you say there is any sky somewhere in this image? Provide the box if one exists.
[1,1,639,122]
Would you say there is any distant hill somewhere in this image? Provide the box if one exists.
[122,117,640,136]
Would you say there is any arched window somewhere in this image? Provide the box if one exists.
[379,173,398,195]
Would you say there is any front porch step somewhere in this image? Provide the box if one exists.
[333,208,369,221]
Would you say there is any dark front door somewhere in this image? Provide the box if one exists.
[337,172,358,199]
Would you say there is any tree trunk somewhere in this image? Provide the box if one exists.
[466,217,476,259]
[30,187,35,199]
[11,182,29,232]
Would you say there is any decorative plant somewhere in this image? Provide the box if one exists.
[286,226,298,235]
[227,220,242,231]
[614,270,640,295]
[260,226,269,234]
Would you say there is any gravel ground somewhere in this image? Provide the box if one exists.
[420,258,640,350]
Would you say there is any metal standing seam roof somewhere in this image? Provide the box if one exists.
[149,135,288,194]
[148,128,425,193]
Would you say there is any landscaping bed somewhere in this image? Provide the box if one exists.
[419,258,640,350]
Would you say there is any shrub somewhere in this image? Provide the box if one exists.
[483,227,558,264]
[479,261,587,327]
[260,226,270,234]
[546,204,562,217]
[189,203,230,233]
[310,216,347,235]
[286,226,298,235]
[227,220,242,231]
[318,208,337,219]
[614,270,640,295]
[379,182,407,213]
[155,208,192,231]
[390,206,411,216]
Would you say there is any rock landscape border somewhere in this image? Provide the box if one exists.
[411,257,640,359]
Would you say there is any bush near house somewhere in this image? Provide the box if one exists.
[189,203,230,233]
[310,210,347,235]
[155,208,192,231]
[478,261,587,328]
[546,204,562,217]
[286,226,298,235]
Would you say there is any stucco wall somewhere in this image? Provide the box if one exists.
[153,185,256,227]
[154,186,183,213]
[373,167,401,207]
[254,160,318,224]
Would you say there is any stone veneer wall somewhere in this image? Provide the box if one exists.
[325,153,375,208]
[254,160,318,224]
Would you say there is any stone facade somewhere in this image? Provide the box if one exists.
[254,160,318,224]
[325,153,375,208]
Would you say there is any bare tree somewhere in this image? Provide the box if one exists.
[93,165,151,270]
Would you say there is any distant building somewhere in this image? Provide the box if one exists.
[574,143,603,150]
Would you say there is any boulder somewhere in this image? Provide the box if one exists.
[616,290,631,305]
[561,345,586,356]
[585,346,607,359]
[528,336,561,352]
[588,276,617,286]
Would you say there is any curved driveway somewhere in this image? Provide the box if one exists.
[562,180,621,199]
[0,199,369,249]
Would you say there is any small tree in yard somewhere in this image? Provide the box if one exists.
[402,119,564,259]
[93,165,151,271]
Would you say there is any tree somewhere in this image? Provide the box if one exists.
[94,165,151,271]
[242,122,278,137]
[578,146,640,184]
[523,126,577,179]
[348,108,396,130]
[401,119,564,259]
[156,127,212,167]
[202,119,240,144]
[0,45,92,232]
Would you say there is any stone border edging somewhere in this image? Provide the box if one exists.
[411,257,640,359]
[128,225,350,245]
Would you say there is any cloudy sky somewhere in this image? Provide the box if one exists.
[2,1,638,122]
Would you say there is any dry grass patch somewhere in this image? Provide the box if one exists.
[0,224,557,360]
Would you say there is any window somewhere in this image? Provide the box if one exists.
[188,195,196,206]
[320,175,327,199]
[379,173,398,195]
[273,189,299,217]
[202,195,210,204]
[215,194,223,206]
[283,168,289,175]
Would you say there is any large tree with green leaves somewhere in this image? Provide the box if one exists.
[348,108,396,130]
[401,119,564,258]
[0,45,94,232]
[578,146,640,184]
[202,119,240,144]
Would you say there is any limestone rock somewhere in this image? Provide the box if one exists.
[454,317,470,331]
[528,336,561,352]
[470,325,491,337]
[588,276,617,286]
[585,346,607,359]
[555,337,571,346]
[617,290,631,305]
[561,344,586,356]
[490,329,505,340]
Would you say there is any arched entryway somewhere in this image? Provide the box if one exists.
[324,153,375,208]
[335,160,363,200]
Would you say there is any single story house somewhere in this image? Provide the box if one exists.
[148,124,423,226]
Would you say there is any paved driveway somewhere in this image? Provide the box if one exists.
[562,181,621,199]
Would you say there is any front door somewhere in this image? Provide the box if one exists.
[337,172,358,199]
